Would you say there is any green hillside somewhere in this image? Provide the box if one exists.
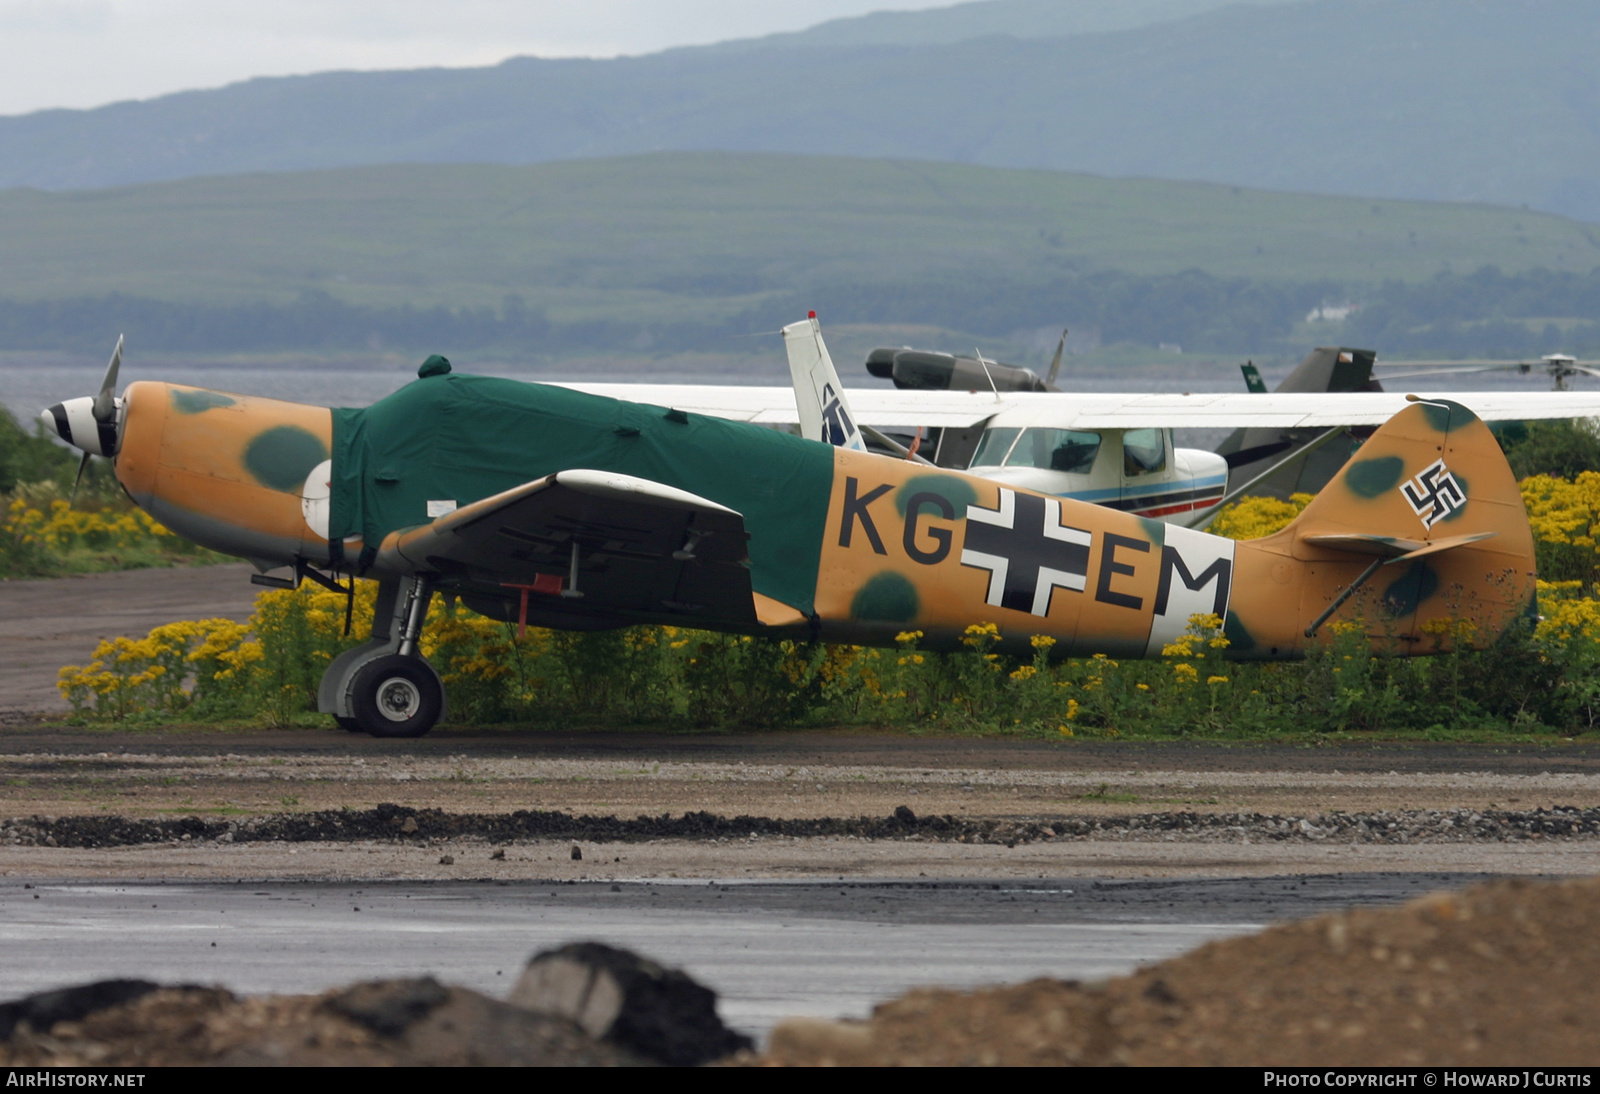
[0,153,1591,317]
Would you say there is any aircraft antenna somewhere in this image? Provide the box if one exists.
[974,348,1003,403]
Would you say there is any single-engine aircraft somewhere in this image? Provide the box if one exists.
[783,314,1229,522]
[43,323,1540,740]
[566,350,1600,530]
[857,337,1378,503]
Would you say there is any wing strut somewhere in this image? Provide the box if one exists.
[1180,425,1349,530]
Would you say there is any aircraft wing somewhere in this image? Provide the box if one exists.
[562,383,999,428]
[989,390,1600,428]
[375,468,757,627]
[559,383,1600,430]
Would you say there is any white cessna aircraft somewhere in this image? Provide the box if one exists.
[564,318,1600,529]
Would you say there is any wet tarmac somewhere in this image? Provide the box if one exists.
[0,872,1510,1038]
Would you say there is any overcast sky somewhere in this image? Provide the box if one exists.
[0,1,942,116]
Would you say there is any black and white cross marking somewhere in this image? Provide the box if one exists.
[960,488,1092,616]
[1400,458,1466,529]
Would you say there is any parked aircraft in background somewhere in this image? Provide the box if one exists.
[1374,353,1600,391]
[1220,346,1382,501]
[864,330,1067,394]
[785,315,1228,524]
[40,330,1543,740]
[571,337,1600,528]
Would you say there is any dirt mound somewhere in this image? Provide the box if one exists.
[757,875,1600,1066]
[4,802,1598,849]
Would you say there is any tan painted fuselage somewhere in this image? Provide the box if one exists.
[116,381,336,570]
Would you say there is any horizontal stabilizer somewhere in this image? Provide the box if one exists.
[1302,531,1496,561]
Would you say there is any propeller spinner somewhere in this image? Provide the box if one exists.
[41,336,124,501]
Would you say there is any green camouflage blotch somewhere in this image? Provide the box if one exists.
[894,474,976,517]
[1418,398,1479,434]
[1418,401,1454,432]
[1344,456,1404,498]
[1137,517,1167,547]
[244,426,329,493]
[1440,473,1469,521]
[170,389,236,414]
[1382,560,1440,618]
[850,572,919,623]
[1223,609,1256,653]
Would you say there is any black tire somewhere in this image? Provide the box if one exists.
[350,655,443,739]
[334,715,366,734]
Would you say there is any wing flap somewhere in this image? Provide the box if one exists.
[377,469,757,627]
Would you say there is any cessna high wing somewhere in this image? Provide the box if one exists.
[563,358,1600,530]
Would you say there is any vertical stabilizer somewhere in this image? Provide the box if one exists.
[1236,397,1537,652]
[783,313,867,452]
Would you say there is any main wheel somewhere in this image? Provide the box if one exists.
[333,715,365,734]
[350,655,443,738]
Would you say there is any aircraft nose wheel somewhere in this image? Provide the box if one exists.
[350,654,444,738]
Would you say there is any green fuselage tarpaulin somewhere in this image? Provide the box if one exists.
[328,373,833,615]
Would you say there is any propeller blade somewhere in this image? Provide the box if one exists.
[1044,328,1067,388]
[69,450,91,508]
[1570,365,1600,379]
[91,335,123,422]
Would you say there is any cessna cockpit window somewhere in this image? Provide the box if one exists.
[970,427,1102,473]
[969,427,1021,467]
[1123,428,1166,475]
[1014,429,1102,473]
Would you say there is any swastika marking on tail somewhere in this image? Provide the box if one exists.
[1400,459,1465,529]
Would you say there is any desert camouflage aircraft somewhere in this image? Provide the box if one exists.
[42,327,1537,739]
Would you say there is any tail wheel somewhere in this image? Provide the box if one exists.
[351,655,443,739]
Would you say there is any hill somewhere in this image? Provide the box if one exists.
[709,0,1293,49]
[0,0,1597,222]
[0,153,1597,360]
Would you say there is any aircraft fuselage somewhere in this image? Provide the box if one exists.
[97,376,1532,664]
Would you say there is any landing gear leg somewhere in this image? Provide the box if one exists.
[316,576,447,738]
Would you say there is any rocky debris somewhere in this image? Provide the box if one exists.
[511,943,752,1066]
[754,876,1600,1066]
[0,980,163,1040]
[0,945,751,1066]
[27,981,641,1067]
[1,801,1598,849]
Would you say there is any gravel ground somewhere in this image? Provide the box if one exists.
[0,729,1597,878]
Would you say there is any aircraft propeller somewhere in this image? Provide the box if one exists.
[41,335,125,505]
